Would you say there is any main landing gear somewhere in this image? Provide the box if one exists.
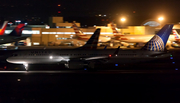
[23,63,28,71]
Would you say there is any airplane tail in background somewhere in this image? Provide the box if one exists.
[79,28,101,49]
[72,23,86,37]
[141,24,174,51]
[8,23,25,36]
[110,22,121,36]
[0,21,8,35]
[172,29,180,40]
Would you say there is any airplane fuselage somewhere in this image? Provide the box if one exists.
[117,35,175,43]
[77,35,111,42]
[6,49,170,65]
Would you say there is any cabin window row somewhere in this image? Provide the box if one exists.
[11,53,137,56]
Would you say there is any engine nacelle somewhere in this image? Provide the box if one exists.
[65,61,85,69]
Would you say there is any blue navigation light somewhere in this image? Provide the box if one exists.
[175,68,178,70]
[84,68,87,71]
[115,64,118,66]
[170,57,173,59]
[4,49,7,50]
[172,62,175,64]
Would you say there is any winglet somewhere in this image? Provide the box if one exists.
[103,45,107,50]
[0,21,8,35]
[108,46,120,59]
[8,23,25,36]
[141,24,174,51]
[113,46,120,56]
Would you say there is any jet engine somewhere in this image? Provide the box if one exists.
[65,60,85,69]
[64,60,95,69]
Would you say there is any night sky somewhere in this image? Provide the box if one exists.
[1,0,180,26]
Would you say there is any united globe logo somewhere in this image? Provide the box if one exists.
[144,35,164,51]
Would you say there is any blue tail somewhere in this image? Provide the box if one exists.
[141,24,174,51]
[79,28,101,49]
[8,23,25,36]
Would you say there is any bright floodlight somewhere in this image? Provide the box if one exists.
[158,17,164,21]
[49,56,53,59]
[121,18,126,22]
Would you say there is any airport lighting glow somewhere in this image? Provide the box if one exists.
[158,17,164,27]
[121,18,126,22]
[49,56,53,59]
[120,18,126,35]
[158,17,164,21]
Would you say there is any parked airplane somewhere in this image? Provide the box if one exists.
[0,21,8,35]
[0,23,29,44]
[110,22,175,48]
[172,29,180,42]
[76,28,101,49]
[6,24,173,70]
[72,23,111,43]
[49,23,110,46]
[49,28,101,49]
[110,22,122,37]
[171,29,180,47]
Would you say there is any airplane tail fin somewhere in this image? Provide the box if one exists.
[79,28,101,49]
[110,22,121,36]
[0,21,8,35]
[172,29,180,39]
[72,23,86,37]
[8,23,25,36]
[141,24,174,51]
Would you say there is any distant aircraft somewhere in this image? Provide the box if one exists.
[6,24,173,70]
[0,21,8,35]
[171,29,180,47]
[110,22,175,48]
[0,23,29,45]
[72,23,111,43]
[50,28,101,49]
[172,29,180,42]
[110,22,122,37]
[49,23,110,46]
[77,28,101,49]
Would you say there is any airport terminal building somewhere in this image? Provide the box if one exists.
[4,17,180,47]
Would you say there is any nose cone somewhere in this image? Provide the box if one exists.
[6,57,13,63]
[6,57,26,64]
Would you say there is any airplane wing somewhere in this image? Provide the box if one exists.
[83,46,120,63]
[149,52,171,58]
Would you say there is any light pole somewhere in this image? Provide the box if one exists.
[158,17,164,27]
[120,18,126,35]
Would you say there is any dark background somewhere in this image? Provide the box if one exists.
[1,0,180,26]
